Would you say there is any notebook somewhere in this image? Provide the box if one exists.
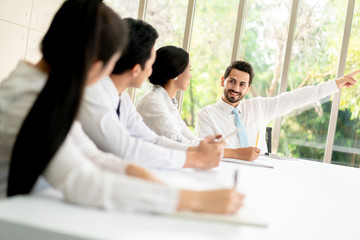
[222,158,274,168]
[161,204,268,228]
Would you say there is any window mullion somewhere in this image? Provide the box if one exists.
[324,0,355,163]
[272,0,299,153]
[175,0,197,114]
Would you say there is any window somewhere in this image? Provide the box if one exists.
[134,0,188,104]
[277,0,346,161]
[182,0,239,130]
[104,0,360,167]
[104,0,139,18]
[240,0,291,98]
[331,1,360,167]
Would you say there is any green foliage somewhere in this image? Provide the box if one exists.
[276,0,360,166]
[181,0,239,127]
[339,10,360,121]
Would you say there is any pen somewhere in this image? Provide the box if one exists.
[233,170,238,189]
[216,129,241,142]
[255,131,260,148]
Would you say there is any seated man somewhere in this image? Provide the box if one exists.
[79,18,223,170]
[196,60,358,152]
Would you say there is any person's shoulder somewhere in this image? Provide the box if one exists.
[241,96,267,106]
[120,91,138,112]
[84,78,107,99]
[206,101,222,110]
[137,91,153,107]
[239,97,269,115]
[198,102,218,115]
[121,91,132,101]
[145,87,170,105]
[1,61,46,92]
[137,90,168,113]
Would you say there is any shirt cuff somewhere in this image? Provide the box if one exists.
[110,174,180,214]
[327,79,340,93]
[168,150,187,169]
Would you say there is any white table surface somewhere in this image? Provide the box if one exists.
[1,156,360,240]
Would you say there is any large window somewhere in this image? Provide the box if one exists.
[105,0,359,167]
[331,0,360,167]
[277,0,346,161]
[182,0,239,130]
[104,0,139,18]
[240,0,291,98]
[135,0,188,104]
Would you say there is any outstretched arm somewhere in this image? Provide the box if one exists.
[261,71,358,122]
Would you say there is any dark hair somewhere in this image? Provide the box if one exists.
[112,18,158,74]
[149,45,189,86]
[224,60,255,86]
[7,0,127,197]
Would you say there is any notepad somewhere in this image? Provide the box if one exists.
[161,205,267,228]
[261,153,298,161]
[222,158,274,168]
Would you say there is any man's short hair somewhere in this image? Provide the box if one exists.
[112,18,158,74]
[224,60,255,86]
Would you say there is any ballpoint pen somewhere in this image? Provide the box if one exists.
[233,169,238,189]
[216,129,241,142]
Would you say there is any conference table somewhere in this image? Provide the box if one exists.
[1,155,360,240]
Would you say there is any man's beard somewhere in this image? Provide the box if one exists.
[224,89,243,103]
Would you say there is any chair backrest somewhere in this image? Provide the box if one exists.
[266,127,272,154]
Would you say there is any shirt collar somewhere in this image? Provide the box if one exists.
[102,76,121,110]
[217,98,241,114]
[153,85,178,111]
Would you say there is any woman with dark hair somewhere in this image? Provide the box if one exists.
[137,45,262,161]
[0,2,244,214]
[0,0,126,202]
[137,46,200,145]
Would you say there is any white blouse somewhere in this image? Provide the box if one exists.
[0,61,179,213]
[137,85,200,146]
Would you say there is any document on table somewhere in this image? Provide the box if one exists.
[259,153,299,161]
[161,204,267,228]
[221,158,274,168]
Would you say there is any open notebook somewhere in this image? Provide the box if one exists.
[161,204,268,228]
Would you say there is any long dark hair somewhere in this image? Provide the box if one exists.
[7,0,127,196]
[149,45,189,86]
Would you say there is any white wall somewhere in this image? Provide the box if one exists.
[0,0,64,82]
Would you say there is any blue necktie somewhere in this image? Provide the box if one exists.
[116,99,121,118]
[232,108,249,147]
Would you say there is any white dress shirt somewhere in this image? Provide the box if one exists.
[0,61,179,213]
[137,85,200,146]
[196,80,339,152]
[79,77,188,170]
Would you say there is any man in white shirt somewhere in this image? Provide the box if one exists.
[196,60,358,153]
[79,18,223,170]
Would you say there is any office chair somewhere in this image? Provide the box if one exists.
[265,127,272,154]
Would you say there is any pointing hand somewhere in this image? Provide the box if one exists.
[336,70,360,89]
